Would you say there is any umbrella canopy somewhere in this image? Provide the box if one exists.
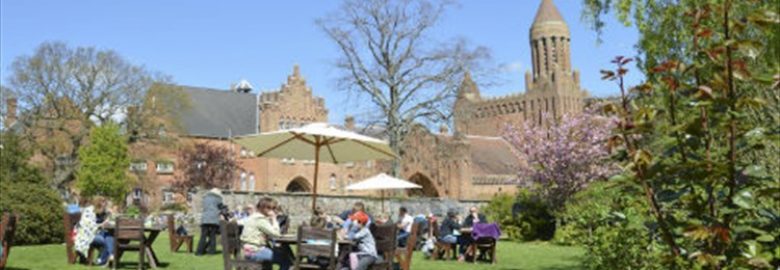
[346,173,421,212]
[233,123,396,210]
[234,123,395,163]
[345,173,422,190]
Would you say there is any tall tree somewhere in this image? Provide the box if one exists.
[317,0,491,175]
[503,110,618,210]
[5,42,163,193]
[173,142,239,191]
[76,122,131,203]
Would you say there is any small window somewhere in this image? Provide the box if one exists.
[162,190,174,204]
[130,161,147,172]
[240,149,247,157]
[366,160,374,168]
[240,172,247,191]
[248,174,256,191]
[329,173,337,190]
[347,175,354,192]
[344,162,355,168]
[156,161,174,174]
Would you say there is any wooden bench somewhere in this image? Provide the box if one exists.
[165,214,193,253]
[430,219,456,260]
[0,212,19,269]
[219,220,271,270]
[294,226,337,270]
[395,222,419,270]
[63,212,97,265]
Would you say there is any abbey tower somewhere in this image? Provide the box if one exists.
[454,0,589,136]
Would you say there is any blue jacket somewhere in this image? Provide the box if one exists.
[201,191,223,225]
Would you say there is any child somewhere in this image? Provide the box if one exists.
[344,211,378,270]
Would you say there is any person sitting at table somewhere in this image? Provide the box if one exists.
[438,210,463,259]
[343,211,378,270]
[241,197,292,270]
[196,187,223,256]
[73,196,115,266]
[396,207,414,247]
[463,206,488,227]
[340,202,373,232]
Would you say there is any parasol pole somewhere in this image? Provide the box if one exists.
[381,190,385,213]
[311,136,321,211]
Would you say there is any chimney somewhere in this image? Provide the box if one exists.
[344,116,355,130]
[5,98,16,129]
[439,124,449,135]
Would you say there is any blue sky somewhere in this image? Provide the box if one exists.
[1,0,642,123]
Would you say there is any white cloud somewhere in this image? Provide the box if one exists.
[499,61,525,74]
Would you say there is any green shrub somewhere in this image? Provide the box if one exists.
[160,202,189,212]
[554,181,621,245]
[583,222,663,270]
[0,133,64,245]
[484,189,555,241]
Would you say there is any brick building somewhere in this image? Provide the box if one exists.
[3,0,587,207]
[117,0,588,207]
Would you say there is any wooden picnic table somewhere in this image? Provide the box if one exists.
[272,234,355,267]
[104,224,166,268]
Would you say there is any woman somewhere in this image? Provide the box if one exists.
[240,197,292,270]
[74,196,114,266]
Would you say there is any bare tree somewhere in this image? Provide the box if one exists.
[318,0,491,175]
[6,42,161,193]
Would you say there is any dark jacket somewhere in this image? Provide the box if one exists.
[463,214,487,227]
[201,191,223,225]
[439,217,461,237]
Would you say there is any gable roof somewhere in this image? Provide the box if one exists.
[179,86,258,138]
[465,135,519,176]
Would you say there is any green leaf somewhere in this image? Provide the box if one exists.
[733,190,755,209]
[756,234,775,242]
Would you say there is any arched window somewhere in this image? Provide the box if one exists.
[240,171,247,191]
[329,173,337,190]
[248,173,256,191]
[347,175,354,192]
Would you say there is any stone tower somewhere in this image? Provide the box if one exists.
[453,0,588,136]
[524,0,587,124]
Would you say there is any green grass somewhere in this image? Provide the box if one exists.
[5,235,583,270]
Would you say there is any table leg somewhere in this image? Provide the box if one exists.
[145,230,161,267]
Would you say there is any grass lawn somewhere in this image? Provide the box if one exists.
[5,234,583,270]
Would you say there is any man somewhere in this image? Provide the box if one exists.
[196,187,223,255]
[459,206,488,261]
[463,206,487,227]
[396,207,414,247]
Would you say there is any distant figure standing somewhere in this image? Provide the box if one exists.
[396,207,413,247]
[196,188,223,255]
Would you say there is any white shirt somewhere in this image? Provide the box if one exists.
[400,214,414,232]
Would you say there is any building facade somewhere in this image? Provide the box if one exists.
[2,0,586,207]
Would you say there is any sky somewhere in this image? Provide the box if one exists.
[0,0,643,124]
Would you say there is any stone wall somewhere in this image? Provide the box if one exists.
[191,189,488,231]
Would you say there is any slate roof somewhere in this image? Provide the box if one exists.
[465,135,519,176]
[179,86,258,138]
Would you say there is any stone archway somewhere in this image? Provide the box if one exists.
[407,172,440,197]
[286,176,311,193]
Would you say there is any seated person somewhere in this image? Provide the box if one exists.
[74,196,114,266]
[437,210,463,259]
[241,197,292,270]
[463,206,488,227]
[343,211,378,270]
[396,207,414,247]
[340,202,373,232]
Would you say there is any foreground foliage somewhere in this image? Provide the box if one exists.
[583,0,780,268]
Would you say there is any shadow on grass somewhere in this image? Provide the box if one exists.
[3,267,31,270]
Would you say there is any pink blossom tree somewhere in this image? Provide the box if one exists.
[503,109,618,210]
